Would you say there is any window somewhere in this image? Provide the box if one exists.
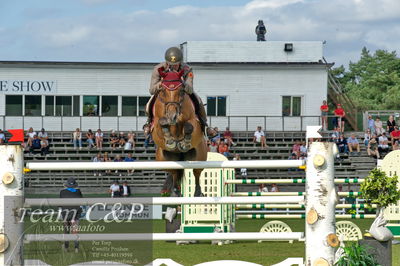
[122,96,137,116]
[102,96,118,116]
[138,96,150,116]
[83,96,99,116]
[73,96,80,116]
[207,96,227,116]
[45,96,54,116]
[25,96,42,116]
[282,96,302,116]
[56,96,72,116]
[6,95,22,116]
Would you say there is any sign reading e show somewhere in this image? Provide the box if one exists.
[0,80,57,94]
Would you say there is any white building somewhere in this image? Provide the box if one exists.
[0,41,329,132]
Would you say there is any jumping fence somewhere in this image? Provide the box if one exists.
[1,141,340,265]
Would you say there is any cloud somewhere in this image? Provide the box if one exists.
[0,0,399,66]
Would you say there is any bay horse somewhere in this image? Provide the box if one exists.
[151,67,207,197]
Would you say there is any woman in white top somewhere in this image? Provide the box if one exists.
[73,128,82,149]
[374,117,384,136]
[26,127,36,149]
[126,132,135,150]
[95,129,103,150]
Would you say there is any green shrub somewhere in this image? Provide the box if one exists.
[360,168,400,208]
[335,242,380,266]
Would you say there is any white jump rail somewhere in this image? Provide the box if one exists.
[24,232,304,242]
[26,159,305,171]
[24,196,304,207]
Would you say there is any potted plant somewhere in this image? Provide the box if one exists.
[335,242,379,266]
[360,168,400,241]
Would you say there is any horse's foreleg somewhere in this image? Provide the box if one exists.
[178,122,193,152]
[159,117,176,150]
[193,169,204,197]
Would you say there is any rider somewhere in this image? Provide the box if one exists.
[147,46,215,136]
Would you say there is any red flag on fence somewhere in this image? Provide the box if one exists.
[8,129,24,142]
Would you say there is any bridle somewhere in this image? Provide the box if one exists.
[157,87,185,117]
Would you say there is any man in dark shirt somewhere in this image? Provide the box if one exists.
[60,177,83,253]
[30,135,41,154]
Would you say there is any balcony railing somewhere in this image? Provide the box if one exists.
[0,115,330,132]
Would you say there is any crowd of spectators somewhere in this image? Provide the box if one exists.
[92,152,136,176]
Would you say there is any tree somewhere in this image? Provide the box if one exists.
[331,47,400,110]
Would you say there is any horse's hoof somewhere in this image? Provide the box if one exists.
[178,141,191,153]
[165,140,177,150]
[194,186,203,197]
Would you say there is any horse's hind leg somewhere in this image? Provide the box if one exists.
[193,169,204,197]
[178,122,193,152]
[170,169,183,197]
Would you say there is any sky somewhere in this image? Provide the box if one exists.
[0,0,399,68]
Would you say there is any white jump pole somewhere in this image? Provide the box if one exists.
[305,142,339,266]
[24,196,304,207]
[24,232,304,242]
[0,145,24,265]
[26,159,305,171]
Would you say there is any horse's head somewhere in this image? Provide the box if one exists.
[158,68,185,125]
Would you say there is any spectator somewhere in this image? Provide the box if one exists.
[271,183,279,192]
[118,132,126,148]
[103,152,112,175]
[378,132,390,154]
[218,141,231,157]
[337,134,348,154]
[390,126,400,149]
[223,127,236,146]
[330,127,340,143]
[233,154,247,179]
[109,130,119,150]
[73,128,82,150]
[345,190,356,205]
[299,142,307,159]
[367,115,375,135]
[143,125,152,150]
[109,180,121,198]
[121,181,131,197]
[95,129,103,150]
[114,155,123,176]
[374,117,384,136]
[209,140,218,153]
[26,127,37,150]
[259,184,268,192]
[333,104,346,133]
[211,127,221,143]
[126,131,135,150]
[0,129,5,144]
[387,115,396,135]
[30,135,42,155]
[86,129,95,149]
[393,140,400,151]
[93,153,103,176]
[367,137,379,159]
[347,134,360,156]
[320,100,329,131]
[292,141,301,159]
[253,126,267,149]
[124,153,135,175]
[38,128,49,156]
[60,177,83,253]
[364,129,372,147]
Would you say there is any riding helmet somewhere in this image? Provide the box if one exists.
[165,47,183,65]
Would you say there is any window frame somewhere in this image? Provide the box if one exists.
[207,95,227,117]
[281,95,303,117]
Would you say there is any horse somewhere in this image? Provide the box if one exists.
[151,67,208,197]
